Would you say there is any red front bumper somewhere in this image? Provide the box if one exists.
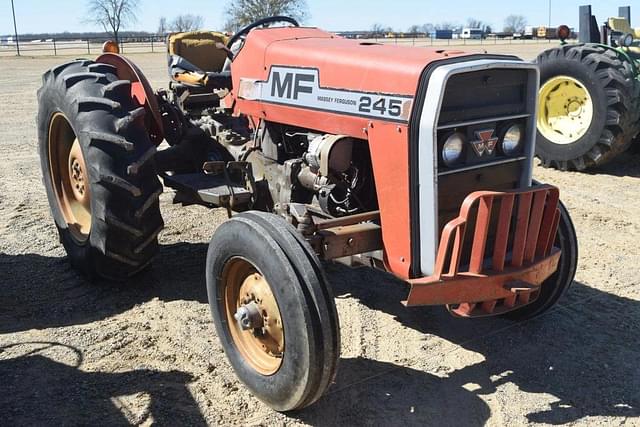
[404,185,561,317]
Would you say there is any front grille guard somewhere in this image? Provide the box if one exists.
[405,185,562,317]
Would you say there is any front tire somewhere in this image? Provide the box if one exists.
[206,212,340,411]
[503,201,578,320]
[37,59,164,280]
[536,44,640,170]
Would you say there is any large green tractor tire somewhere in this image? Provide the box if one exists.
[536,44,640,170]
[37,59,164,280]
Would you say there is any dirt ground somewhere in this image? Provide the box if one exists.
[1,47,639,426]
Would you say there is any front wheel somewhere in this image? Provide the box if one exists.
[503,201,578,320]
[206,212,340,411]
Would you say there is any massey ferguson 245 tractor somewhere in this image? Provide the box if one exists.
[37,17,578,410]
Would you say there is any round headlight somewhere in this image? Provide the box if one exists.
[442,132,465,166]
[502,124,523,156]
[621,33,634,48]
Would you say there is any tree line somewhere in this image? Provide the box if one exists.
[375,15,529,36]
[79,0,527,43]
[83,0,308,43]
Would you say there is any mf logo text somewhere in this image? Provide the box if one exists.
[271,71,315,100]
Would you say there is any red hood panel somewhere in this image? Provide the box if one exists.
[232,27,470,97]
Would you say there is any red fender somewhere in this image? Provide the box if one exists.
[96,53,164,144]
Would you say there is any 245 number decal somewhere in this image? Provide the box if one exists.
[358,96,403,118]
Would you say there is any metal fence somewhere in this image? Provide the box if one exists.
[0,34,573,57]
[366,36,566,47]
[0,35,166,57]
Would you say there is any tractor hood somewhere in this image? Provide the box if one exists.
[231,27,470,97]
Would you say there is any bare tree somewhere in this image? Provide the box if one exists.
[421,23,435,34]
[467,18,483,29]
[407,24,422,35]
[467,18,492,35]
[371,23,386,36]
[436,22,458,31]
[85,0,139,44]
[224,0,308,32]
[504,14,527,33]
[170,14,205,32]
[158,16,167,36]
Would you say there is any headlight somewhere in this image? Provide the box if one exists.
[501,124,523,156]
[442,132,465,166]
[621,33,634,48]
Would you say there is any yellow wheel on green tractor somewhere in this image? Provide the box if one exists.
[537,75,594,145]
[534,45,640,171]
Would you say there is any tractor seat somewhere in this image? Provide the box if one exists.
[167,31,232,87]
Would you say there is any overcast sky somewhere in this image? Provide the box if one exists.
[0,0,637,35]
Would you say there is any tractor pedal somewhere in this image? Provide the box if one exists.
[162,172,252,208]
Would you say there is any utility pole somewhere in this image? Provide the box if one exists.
[548,0,552,28]
[11,0,20,56]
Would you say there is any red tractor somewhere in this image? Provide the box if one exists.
[37,17,578,410]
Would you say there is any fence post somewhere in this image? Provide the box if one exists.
[151,37,154,52]
[53,38,57,55]
[11,0,20,56]
[87,39,90,54]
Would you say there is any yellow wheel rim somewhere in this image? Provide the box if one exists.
[223,257,284,375]
[48,113,92,242]
[537,75,593,145]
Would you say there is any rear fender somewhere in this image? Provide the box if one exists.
[95,53,164,144]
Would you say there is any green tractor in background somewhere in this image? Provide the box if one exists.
[536,5,640,171]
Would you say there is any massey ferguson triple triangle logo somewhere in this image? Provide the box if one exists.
[471,129,498,156]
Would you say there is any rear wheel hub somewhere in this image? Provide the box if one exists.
[538,75,593,145]
[48,113,92,242]
[68,141,88,204]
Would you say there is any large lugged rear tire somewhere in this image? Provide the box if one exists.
[37,59,164,280]
[536,44,640,170]
[206,212,340,411]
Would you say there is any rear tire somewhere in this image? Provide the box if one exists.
[536,44,640,170]
[37,59,164,280]
[206,212,340,411]
[503,201,578,320]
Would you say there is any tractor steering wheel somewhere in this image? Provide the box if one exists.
[226,16,299,59]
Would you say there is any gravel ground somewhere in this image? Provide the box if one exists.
[1,49,639,426]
